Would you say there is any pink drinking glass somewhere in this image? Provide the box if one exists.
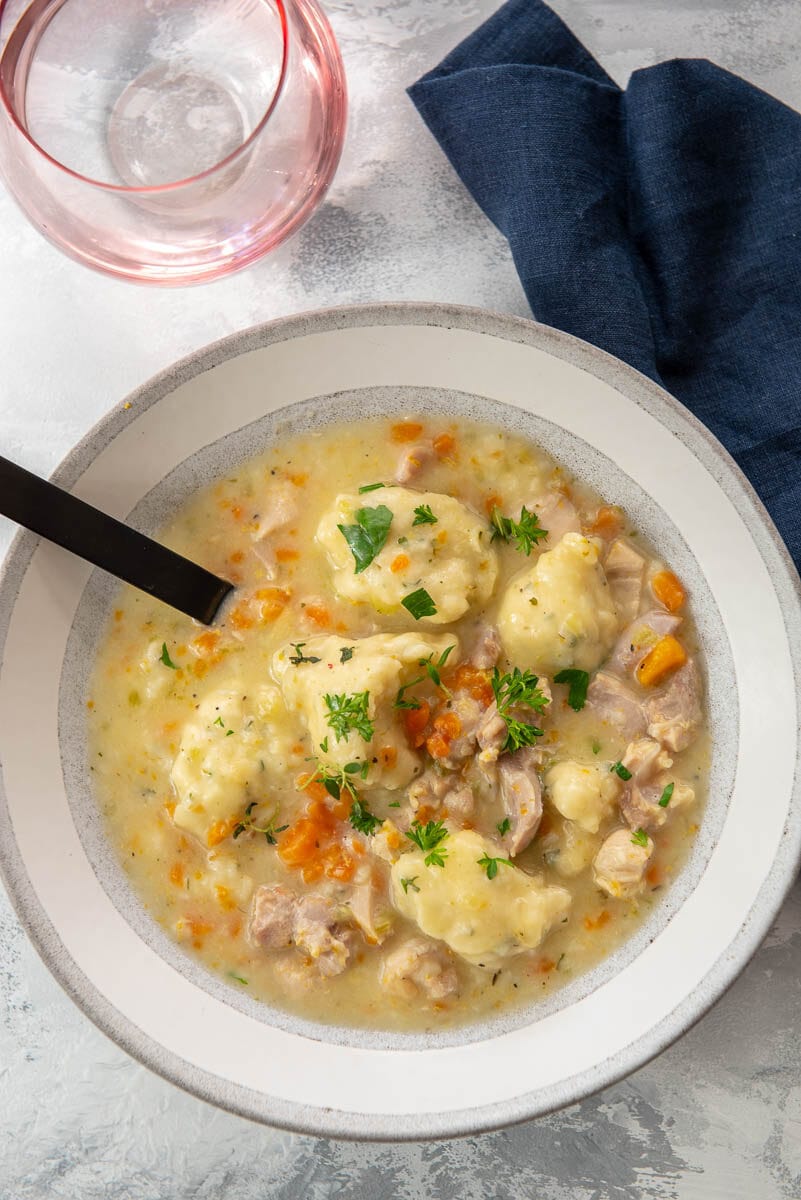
[0,0,346,284]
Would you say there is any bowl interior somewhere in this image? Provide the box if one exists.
[0,305,799,1138]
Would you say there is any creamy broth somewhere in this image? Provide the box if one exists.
[88,417,708,1032]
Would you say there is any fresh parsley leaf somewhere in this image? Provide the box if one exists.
[349,799,382,836]
[213,716,225,727]
[402,587,437,620]
[232,804,286,844]
[489,505,548,555]
[289,642,321,665]
[412,504,438,526]
[611,761,633,781]
[418,644,455,689]
[658,782,674,808]
[491,666,549,754]
[401,876,420,893]
[303,762,363,803]
[394,678,423,710]
[553,668,590,711]
[478,853,513,880]
[497,817,511,836]
[324,691,374,743]
[225,729,235,737]
[319,736,329,754]
[160,642,177,669]
[388,800,401,808]
[358,482,386,494]
[405,819,449,867]
[631,827,649,847]
[339,646,354,663]
[227,972,249,985]
[344,760,369,778]
[337,504,393,573]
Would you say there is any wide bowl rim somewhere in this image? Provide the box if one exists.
[1,300,799,1141]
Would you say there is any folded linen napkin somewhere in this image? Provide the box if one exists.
[409,0,801,569]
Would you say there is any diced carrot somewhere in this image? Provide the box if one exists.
[415,804,435,825]
[435,529,448,545]
[636,634,687,688]
[192,630,220,656]
[169,863,184,887]
[188,917,213,938]
[255,586,290,623]
[403,700,430,748]
[323,844,356,882]
[391,553,410,574]
[192,660,209,679]
[289,472,308,487]
[230,504,245,521]
[164,800,177,818]
[536,957,556,974]
[378,746,398,769]
[646,864,662,887]
[297,773,329,803]
[651,569,686,613]
[207,816,238,848]
[433,711,462,740]
[447,663,494,707]
[229,550,244,565]
[305,603,331,628]
[228,604,254,631]
[426,732,451,760]
[391,421,424,443]
[275,546,299,563]
[301,861,324,884]
[385,827,402,850]
[278,818,320,866]
[214,885,236,911]
[588,505,624,539]
[432,432,457,460]
[584,910,611,931]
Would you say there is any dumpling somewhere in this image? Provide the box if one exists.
[391,828,571,967]
[273,632,459,789]
[497,532,618,675]
[316,487,497,624]
[170,686,295,845]
[545,760,620,834]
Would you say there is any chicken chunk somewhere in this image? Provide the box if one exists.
[379,936,459,1001]
[394,443,433,484]
[407,767,475,822]
[250,885,352,977]
[646,660,702,752]
[497,746,544,855]
[251,480,300,575]
[621,737,673,783]
[593,828,653,898]
[586,672,647,740]
[466,622,502,670]
[605,539,646,625]
[536,489,582,544]
[347,874,394,945]
[605,609,682,677]
[618,738,674,830]
[620,777,695,832]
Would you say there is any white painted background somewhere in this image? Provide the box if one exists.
[1,1,799,1195]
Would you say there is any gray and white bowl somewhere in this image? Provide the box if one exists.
[0,303,799,1141]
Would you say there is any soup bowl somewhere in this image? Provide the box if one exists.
[0,303,799,1140]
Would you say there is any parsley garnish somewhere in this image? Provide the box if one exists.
[338,504,393,573]
[419,644,455,688]
[394,678,423,710]
[358,482,386,494]
[213,716,225,727]
[478,853,513,880]
[160,642,177,669]
[631,827,649,847]
[591,739,602,755]
[319,737,329,753]
[658,782,674,808]
[289,642,321,665]
[339,646,354,663]
[489,505,548,555]
[302,761,368,804]
[405,819,449,867]
[402,587,437,620]
[553,668,590,711]
[232,801,288,845]
[349,799,382,836]
[324,691,374,743]
[497,817,511,836]
[491,666,549,754]
[611,761,633,781]
[400,876,420,893]
[412,504,438,526]
[388,800,401,808]
[227,972,249,985]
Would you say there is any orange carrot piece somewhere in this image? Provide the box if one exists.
[390,553,410,574]
[275,547,299,563]
[447,663,494,707]
[277,818,320,866]
[305,603,331,628]
[403,700,430,748]
[588,505,624,539]
[584,910,611,931]
[391,420,424,443]
[207,816,238,848]
[636,634,687,687]
[169,863,184,887]
[432,432,457,459]
[651,569,686,613]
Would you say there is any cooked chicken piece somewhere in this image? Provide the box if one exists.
[605,539,646,625]
[593,828,653,898]
[433,691,486,768]
[620,776,695,832]
[536,489,582,545]
[476,701,508,765]
[394,443,433,483]
[646,660,702,751]
[621,737,673,783]
[407,767,475,822]
[348,874,393,945]
[379,935,459,1001]
[465,622,502,669]
[605,609,682,677]
[251,480,300,576]
[586,672,647,740]
[250,885,352,977]
[498,746,544,855]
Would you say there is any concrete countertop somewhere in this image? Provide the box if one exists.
[1,2,799,1196]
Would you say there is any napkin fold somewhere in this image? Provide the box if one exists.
[409,0,801,569]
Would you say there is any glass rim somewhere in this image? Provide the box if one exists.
[0,0,290,194]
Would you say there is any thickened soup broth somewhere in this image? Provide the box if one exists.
[88,416,707,1032]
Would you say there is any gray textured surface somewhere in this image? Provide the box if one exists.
[0,0,799,1194]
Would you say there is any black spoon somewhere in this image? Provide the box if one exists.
[0,455,234,624]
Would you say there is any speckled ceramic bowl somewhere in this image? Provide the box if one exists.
[0,304,799,1141]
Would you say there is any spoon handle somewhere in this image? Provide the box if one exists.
[0,455,233,625]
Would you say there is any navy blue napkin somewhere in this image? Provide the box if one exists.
[409,0,801,569]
